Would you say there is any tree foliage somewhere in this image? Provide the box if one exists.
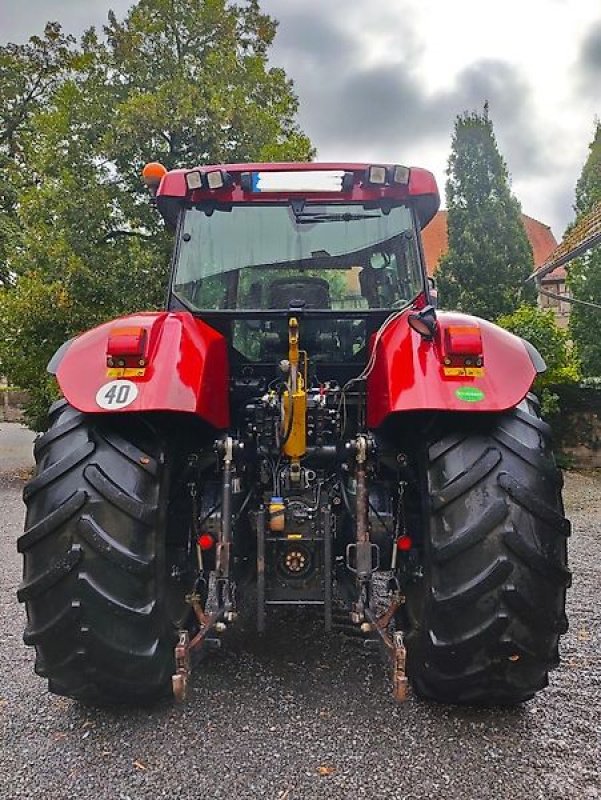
[436,111,535,320]
[0,0,313,428]
[497,304,579,415]
[567,122,601,377]
[0,23,81,288]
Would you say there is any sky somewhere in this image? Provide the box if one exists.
[1,0,600,239]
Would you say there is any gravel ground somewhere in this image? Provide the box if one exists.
[0,426,599,799]
[0,424,35,474]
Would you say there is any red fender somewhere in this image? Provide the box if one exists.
[367,310,538,429]
[52,312,229,429]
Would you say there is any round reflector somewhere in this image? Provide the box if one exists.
[197,533,215,551]
[396,535,413,552]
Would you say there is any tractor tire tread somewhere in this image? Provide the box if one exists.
[83,463,156,524]
[19,402,177,704]
[17,545,82,602]
[24,442,95,501]
[432,499,507,563]
[502,527,572,587]
[503,585,569,634]
[78,514,154,574]
[499,472,571,534]
[78,572,157,617]
[431,447,501,511]
[34,412,85,458]
[431,556,513,609]
[24,601,80,645]
[428,613,510,656]
[407,403,569,705]
[96,428,159,477]
[18,490,87,553]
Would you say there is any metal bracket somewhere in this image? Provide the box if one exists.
[256,508,266,633]
[172,630,191,702]
[345,542,380,575]
[171,588,230,702]
[392,631,408,702]
[362,594,409,703]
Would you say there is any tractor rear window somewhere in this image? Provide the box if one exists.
[172,203,423,312]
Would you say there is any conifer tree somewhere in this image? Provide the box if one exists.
[436,111,535,320]
[567,122,601,376]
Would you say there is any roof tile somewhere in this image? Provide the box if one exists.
[422,211,561,279]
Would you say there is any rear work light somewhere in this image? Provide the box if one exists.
[390,165,410,185]
[186,169,234,192]
[205,169,233,190]
[365,165,388,186]
[364,164,410,187]
[185,170,203,191]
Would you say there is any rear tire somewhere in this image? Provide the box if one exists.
[18,400,189,704]
[406,397,571,704]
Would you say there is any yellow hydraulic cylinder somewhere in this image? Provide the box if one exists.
[282,316,307,460]
[283,387,307,459]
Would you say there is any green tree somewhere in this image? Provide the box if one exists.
[497,304,579,415]
[0,23,80,287]
[567,122,601,376]
[102,0,312,178]
[436,111,535,320]
[0,1,313,428]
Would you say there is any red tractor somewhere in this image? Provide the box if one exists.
[18,161,570,705]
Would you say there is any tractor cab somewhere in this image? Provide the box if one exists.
[152,163,439,369]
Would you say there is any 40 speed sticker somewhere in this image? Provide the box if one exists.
[96,380,139,410]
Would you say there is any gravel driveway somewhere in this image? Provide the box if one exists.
[1,424,599,799]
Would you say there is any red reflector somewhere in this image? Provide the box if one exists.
[197,533,215,551]
[396,535,413,552]
[444,325,482,356]
[107,326,147,357]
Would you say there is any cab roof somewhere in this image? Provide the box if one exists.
[156,162,440,228]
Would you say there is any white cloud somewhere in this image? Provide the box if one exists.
[263,0,601,236]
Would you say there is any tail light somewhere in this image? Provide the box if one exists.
[441,324,483,368]
[106,326,147,369]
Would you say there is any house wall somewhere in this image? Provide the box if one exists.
[551,386,601,468]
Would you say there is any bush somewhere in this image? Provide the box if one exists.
[497,304,579,417]
[0,276,70,429]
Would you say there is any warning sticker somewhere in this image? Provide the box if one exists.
[106,368,146,378]
[95,380,139,410]
[443,367,484,378]
[455,386,485,403]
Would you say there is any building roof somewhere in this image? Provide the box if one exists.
[421,210,448,277]
[421,210,564,280]
[529,200,601,282]
[521,214,559,269]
